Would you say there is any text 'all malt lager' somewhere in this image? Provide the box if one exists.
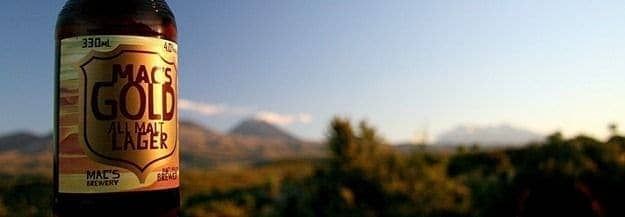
[54,0,179,216]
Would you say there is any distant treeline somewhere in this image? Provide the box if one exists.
[2,118,625,217]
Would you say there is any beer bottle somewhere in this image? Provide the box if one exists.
[54,0,179,216]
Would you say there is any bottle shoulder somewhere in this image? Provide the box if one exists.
[56,0,177,42]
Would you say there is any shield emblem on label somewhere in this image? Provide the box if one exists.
[78,45,178,183]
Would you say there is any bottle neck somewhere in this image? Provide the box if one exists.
[60,0,175,19]
[57,0,177,41]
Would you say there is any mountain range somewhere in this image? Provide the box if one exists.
[0,118,325,168]
[435,124,544,146]
[180,118,323,167]
[0,120,547,169]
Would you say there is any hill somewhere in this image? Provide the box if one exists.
[0,131,50,153]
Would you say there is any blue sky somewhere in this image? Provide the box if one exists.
[1,1,625,142]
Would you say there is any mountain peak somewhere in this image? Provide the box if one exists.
[229,118,300,142]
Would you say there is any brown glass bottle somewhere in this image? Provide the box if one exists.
[54,0,179,216]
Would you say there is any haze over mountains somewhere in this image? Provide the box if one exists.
[435,124,544,146]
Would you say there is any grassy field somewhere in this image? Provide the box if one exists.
[0,158,318,217]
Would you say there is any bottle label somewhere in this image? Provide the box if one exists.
[58,35,179,193]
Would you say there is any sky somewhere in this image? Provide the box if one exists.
[1,0,625,143]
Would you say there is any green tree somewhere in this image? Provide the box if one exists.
[293,117,470,217]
